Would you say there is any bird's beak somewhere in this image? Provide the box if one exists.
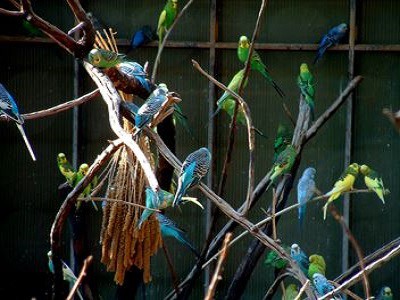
[182,197,204,209]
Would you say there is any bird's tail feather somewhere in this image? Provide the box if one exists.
[16,123,36,161]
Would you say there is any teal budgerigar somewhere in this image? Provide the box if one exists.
[322,163,359,220]
[290,243,309,275]
[57,153,76,186]
[173,147,211,206]
[74,163,98,210]
[138,187,203,228]
[237,35,285,98]
[157,0,178,46]
[313,273,343,299]
[360,164,386,204]
[0,83,36,161]
[270,144,297,182]
[376,286,393,300]
[297,63,316,120]
[134,83,169,136]
[157,213,199,257]
[47,251,84,300]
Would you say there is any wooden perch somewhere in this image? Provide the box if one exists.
[66,255,93,300]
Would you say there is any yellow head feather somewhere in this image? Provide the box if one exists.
[79,163,89,175]
[239,35,250,48]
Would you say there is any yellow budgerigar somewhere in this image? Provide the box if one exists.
[322,163,359,219]
[360,164,386,204]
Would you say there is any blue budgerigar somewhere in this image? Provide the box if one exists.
[134,83,169,135]
[314,23,348,64]
[157,213,199,257]
[290,243,309,275]
[118,61,152,93]
[173,147,211,207]
[297,167,316,228]
[128,25,157,50]
[376,286,393,300]
[312,273,343,299]
[138,187,203,228]
[0,83,36,161]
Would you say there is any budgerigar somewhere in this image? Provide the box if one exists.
[237,35,285,98]
[273,123,292,162]
[57,153,76,186]
[360,164,386,204]
[290,243,309,275]
[308,254,326,279]
[322,163,359,220]
[47,251,84,300]
[173,147,211,206]
[157,213,199,257]
[74,163,98,210]
[314,23,348,64]
[88,48,151,93]
[376,286,393,300]
[282,284,299,300]
[157,0,178,46]
[134,83,169,135]
[0,83,36,161]
[264,245,290,270]
[213,69,247,125]
[129,25,157,51]
[297,63,316,120]
[270,145,297,183]
[138,187,203,228]
[297,167,316,228]
[312,273,343,299]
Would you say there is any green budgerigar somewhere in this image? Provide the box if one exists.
[214,69,247,125]
[264,244,290,270]
[308,254,326,279]
[157,0,178,46]
[270,145,297,182]
[57,153,76,186]
[74,163,98,211]
[273,123,293,162]
[297,63,316,120]
[87,48,126,68]
[237,35,285,98]
[282,284,299,300]
[360,164,386,204]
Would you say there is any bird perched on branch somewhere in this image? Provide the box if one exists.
[173,147,211,207]
[157,213,199,257]
[290,243,309,275]
[312,273,343,299]
[57,153,76,185]
[360,164,386,204]
[138,187,203,228]
[237,35,285,98]
[297,63,316,120]
[270,145,297,183]
[128,25,158,51]
[273,123,292,162]
[134,83,169,135]
[264,244,290,270]
[283,284,299,300]
[0,83,36,161]
[297,167,316,228]
[376,286,393,300]
[47,251,84,300]
[157,0,178,46]
[308,254,326,279]
[74,163,98,210]
[322,163,359,220]
[314,23,348,64]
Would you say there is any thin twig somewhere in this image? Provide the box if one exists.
[151,0,195,82]
[329,206,370,299]
[0,89,100,122]
[204,233,233,300]
[77,196,160,211]
[318,242,400,299]
[66,255,93,300]
[329,281,363,300]
[162,242,180,296]
[294,280,309,300]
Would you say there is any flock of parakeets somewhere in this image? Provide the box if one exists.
[0,1,394,296]
[265,243,393,300]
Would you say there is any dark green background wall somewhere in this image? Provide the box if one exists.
[0,0,399,299]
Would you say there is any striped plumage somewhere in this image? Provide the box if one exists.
[87,48,125,68]
[360,164,386,204]
[117,61,151,93]
[312,273,343,299]
[173,147,211,206]
[314,23,348,64]
[134,84,169,135]
[0,83,36,161]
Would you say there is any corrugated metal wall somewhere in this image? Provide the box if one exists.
[0,0,399,299]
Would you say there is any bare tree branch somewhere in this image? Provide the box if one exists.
[66,255,93,300]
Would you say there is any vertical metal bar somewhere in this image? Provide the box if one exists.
[205,0,217,292]
[342,0,357,276]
